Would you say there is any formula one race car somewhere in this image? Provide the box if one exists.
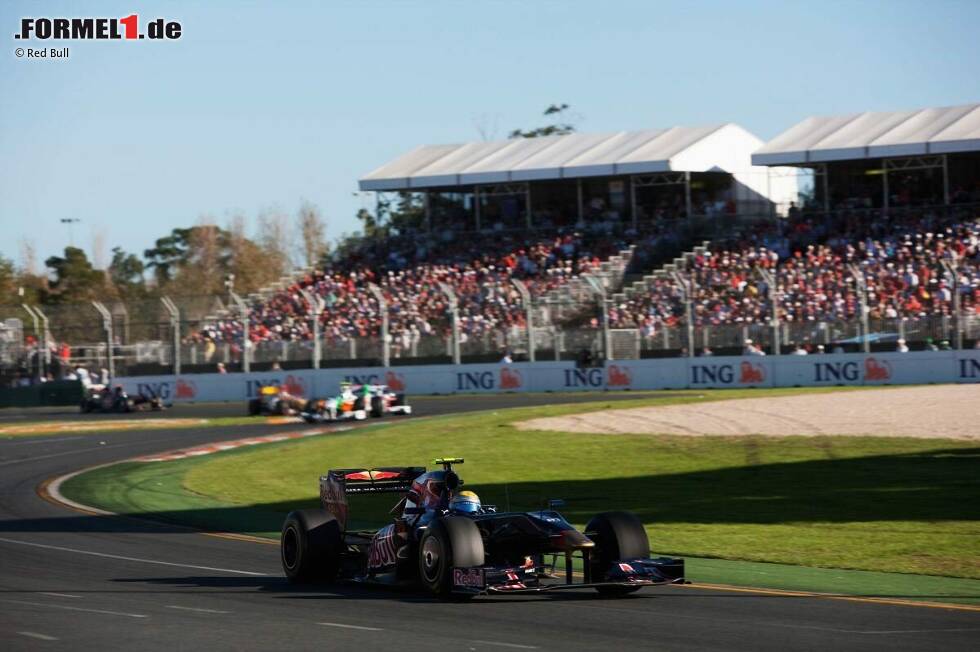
[300,382,411,423]
[247,385,309,416]
[280,458,684,598]
[80,385,164,413]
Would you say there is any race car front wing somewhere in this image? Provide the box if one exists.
[451,556,685,594]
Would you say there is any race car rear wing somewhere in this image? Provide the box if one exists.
[319,467,425,531]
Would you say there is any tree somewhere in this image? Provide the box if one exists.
[258,208,293,276]
[144,224,233,295]
[0,256,17,305]
[144,227,196,286]
[108,247,146,299]
[509,103,577,138]
[297,201,328,268]
[44,246,105,303]
[227,214,281,295]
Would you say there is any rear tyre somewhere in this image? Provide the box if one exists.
[586,511,649,597]
[247,398,261,416]
[370,395,384,418]
[418,516,484,598]
[281,509,342,584]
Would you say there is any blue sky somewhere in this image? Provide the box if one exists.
[1,0,978,269]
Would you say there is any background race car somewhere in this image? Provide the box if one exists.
[301,383,411,423]
[280,458,684,598]
[80,386,164,413]
[247,385,309,416]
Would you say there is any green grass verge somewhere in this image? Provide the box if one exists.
[60,387,980,605]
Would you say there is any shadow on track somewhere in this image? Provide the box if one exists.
[109,575,663,604]
[6,446,978,538]
[97,577,980,604]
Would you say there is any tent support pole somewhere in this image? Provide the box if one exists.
[684,171,692,217]
[630,176,637,229]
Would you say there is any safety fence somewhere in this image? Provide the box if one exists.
[114,350,980,404]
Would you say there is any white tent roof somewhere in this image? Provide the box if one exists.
[359,124,757,191]
[752,103,980,166]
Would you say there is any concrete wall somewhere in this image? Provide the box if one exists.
[116,350,980,403]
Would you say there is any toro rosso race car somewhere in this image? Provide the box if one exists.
[300,382,411,423]
[280,458,684,598]
[80,385,164,413]
[247,384,309,416]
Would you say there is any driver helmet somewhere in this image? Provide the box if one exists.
[339,381,352,393]
[449,490,481,515]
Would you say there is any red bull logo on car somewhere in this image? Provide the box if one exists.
[367,524,398,570]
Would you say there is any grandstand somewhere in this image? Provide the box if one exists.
[3,105,979,379]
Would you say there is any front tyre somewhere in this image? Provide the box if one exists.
[418,516,484,597]
[281,509,342,583]
[586,511,650,597]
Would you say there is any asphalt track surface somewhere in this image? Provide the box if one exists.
[1,394,977,651]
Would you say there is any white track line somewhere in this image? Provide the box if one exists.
[39,592,81,598]
[18,631,58,641]
[2,598,148,618]
[0,536,265,576]
[166,605,232,614]
[472,641,539,650]
[318,622,385,631]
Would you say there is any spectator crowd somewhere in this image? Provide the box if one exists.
[189,230,623,354]
[609,208,980,339]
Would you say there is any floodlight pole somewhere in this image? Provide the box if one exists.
[848,264,871,353]
[941,259,962,350]
[300,288,326,369]
[91,301,115,380]
[161,296,181,376]
[511,278,535,362]
[758,268,780,355]
[670,271,695,358]
[367,284,389,368]
[229,291,250,373]
[583,274,609,361]
[438,282,461,365]
[21,304,42,379]
[34,306,51,372]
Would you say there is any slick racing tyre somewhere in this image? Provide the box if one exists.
[247,398,261,416]
[586,511,650,596]
[281,509,342,583]
[418,516,484,597]
[370,395,384,418]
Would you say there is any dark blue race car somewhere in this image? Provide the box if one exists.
[280,458,685,598]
